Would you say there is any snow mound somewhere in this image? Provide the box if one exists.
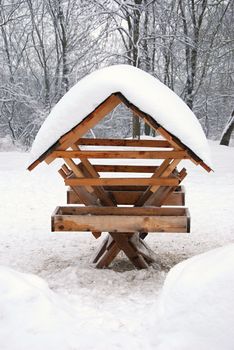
[155,244,234,350]
[0,266,148,350]
[0,266,79,350]
[29,64,211,168]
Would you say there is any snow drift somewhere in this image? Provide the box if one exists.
[155,244,234,350]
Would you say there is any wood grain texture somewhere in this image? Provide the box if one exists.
[52,150,189,159]
[65,177,180,187]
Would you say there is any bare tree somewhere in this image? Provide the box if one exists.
[220,111,234,146]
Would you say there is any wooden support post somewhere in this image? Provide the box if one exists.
[110,233,149,269]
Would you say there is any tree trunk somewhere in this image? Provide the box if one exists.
[132,0,142,139]
[220,111,234,146]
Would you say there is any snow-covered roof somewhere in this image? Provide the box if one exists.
[29,64,211,168]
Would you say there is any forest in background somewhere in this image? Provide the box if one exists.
[0,0,233,149]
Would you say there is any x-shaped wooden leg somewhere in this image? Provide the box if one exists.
[93,159,183,269]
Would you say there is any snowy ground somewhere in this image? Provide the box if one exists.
[0,141,233,349]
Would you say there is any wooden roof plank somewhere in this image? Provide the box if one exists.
[28,92,212,172]
[28,94,121,170]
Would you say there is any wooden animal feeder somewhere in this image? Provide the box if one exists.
[28,65,212,269]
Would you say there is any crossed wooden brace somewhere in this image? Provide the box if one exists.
[58,145,187,269]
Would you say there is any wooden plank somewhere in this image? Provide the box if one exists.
[145,168,187,207]
[103,185,147,191]
[42,94,121,166]
[116,93,211,172]
[157,127,184,150]
[135,159,181,206]
[58,167,101,238]
[93,164,159,173]
[60,168,99,206]
[67,188,185,206]
[28,94,121,170]
[71,145,116,207]
[95,238,120,268]
[157,127,212,172]
[92,235,110,263]
[58,94,121,148]
[65,177,180,187]
[149,159,181,192]
[52,150,189,159]
[54,206,187,216]
[76,138,171,148]
[63,158,94,194]
[52,212,189,233]
[28,91,211,173]
[110,233,149,269]
[129,235,157,263]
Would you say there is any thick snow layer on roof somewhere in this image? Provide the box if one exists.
[29,65,211,167]
[156,244,234,350]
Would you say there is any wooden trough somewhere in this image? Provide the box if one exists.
[67,185,186,206]
[28,67,211,269]
[52,206,190,233]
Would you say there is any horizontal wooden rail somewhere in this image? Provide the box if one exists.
[53,150,189,159]
[65,177,180,187]
[93,164,159,173]
[52,206,190,233]
[67,187,185,206]
[55,206,186,216]
[76,138,172,148]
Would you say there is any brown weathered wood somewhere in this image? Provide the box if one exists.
[134,159,180,206]
[58,167,102,238]
[157,127,212,172]
[60,95,121,145]
[61,164,72,176]
[64,156,115,206]
[42,94,121,166]
[95,239,120,268]
[116,93,211,172]
[65,177,180,187]
[67,188,185,206]
[28,94,121,170]
[92,164,159,173]
[59,168,89,205]
[72,145,100,178]
[157,127,184,150]
[104,185,147,191]
[28,92,211,172]
[72,145,117,206]
[110,232,149,269]
[76,138,172,148]
[28,160,40,171]
[149,159,181,192]
[56,206,186,216]
[52,150,189,159]
[129,235,157,263]
[63,158,94,194]
[52,206,189,233]
[145,168,187,207]
[91,235,110,263]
